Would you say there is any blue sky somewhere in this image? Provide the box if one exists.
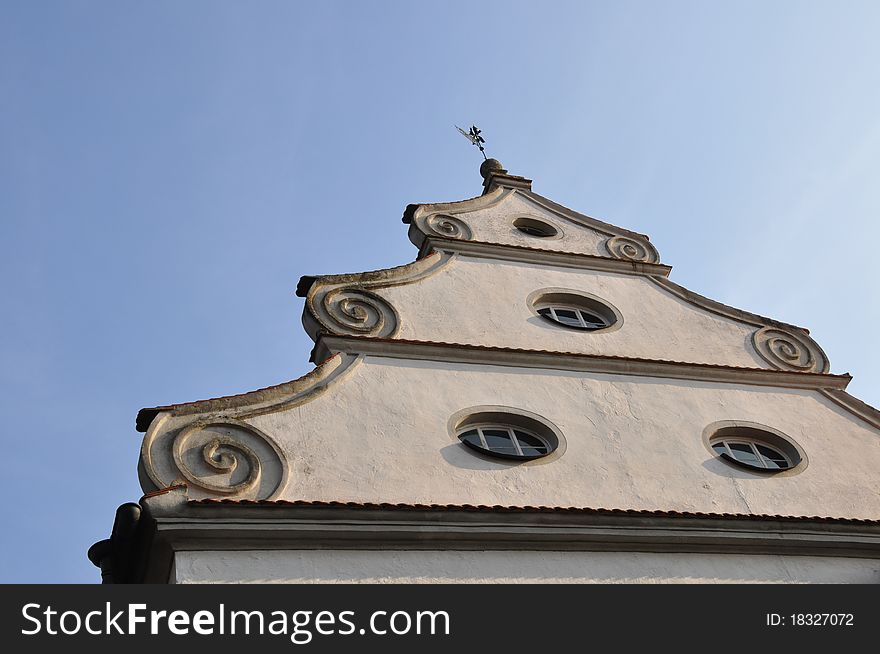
[2,1,878,582]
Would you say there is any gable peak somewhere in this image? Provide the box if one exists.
[479,158,532,195]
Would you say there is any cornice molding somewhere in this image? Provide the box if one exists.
[820,389,880,431]
[420,237,673,277]
[126,491,880,582]
[300,250,454,341]
[136,354,363,500]
[315,335,851,392]
[405,187,661,266]
[136,352,361,432]
[648,275,809,332]
[519,190,651,241]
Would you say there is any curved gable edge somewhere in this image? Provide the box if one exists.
[136,352,361,432]
[402,186,659,261]
[300,250,454,342]
[821,389,880,433]
[137,353,363,500]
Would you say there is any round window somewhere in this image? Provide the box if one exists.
[450,407,564,462]
[537,305,610,330]
[458,425,551,460]
[513,217,558,238]
[708,424,803,472]
[530,290,620,332]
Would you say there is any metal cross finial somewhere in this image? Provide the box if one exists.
[455,124,488,160]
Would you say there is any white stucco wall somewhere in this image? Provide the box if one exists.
[427,190,613,257]
[244,356,880,519]
[374,257,768,369]
[173,550,880,584]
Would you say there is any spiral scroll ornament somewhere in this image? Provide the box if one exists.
[605,236,659,264]
[163,422,286,499]
[752,327,829,374]
[421,214,473,240]
[320,287,398,338]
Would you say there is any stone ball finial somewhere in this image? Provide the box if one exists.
[480,158,505,179]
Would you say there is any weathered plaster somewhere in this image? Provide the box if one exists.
[240,357,880,519]
[172,550,880,584]
[410,189,620,259]
[374,256,771,368]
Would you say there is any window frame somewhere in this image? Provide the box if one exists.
[512,217,560,239]
[537,304,611,330]
[458,423,553,460]
[711,437,792,471]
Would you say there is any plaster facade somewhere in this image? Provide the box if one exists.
[91,160,880,584]
[375,257,768,367]
[173,550,880,584]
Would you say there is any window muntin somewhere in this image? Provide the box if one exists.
[537,305,610,330]
[711,438,792,471]
[458,424,552,460]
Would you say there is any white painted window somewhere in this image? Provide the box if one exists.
[458,424,551,460]
[537,305,610,330]
[711,438,791,470]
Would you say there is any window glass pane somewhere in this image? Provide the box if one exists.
[481,429,518,454]
[537,307,552,317]
[756,445,789,469]
[553,308,582,326]
[514,430,548,456]
[711,442,727,455]
[755,444,784,460]
[728,442,761,465]
[458,430,482,449]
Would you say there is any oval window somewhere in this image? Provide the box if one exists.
[708,425,803,472]
[513,217,558,238]
[450,407,564,462]
[458,424,552,460]
[530,291,620,332]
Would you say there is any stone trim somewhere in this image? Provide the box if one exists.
[404,187,654,253]
[648,275,809,332]
[141,418,289,501]
[301,250,454,341]
[136,352,361,431]
[420,237,673,277]
[125,490,880,582]
[315,335,851,391]
[519,190,651,241]
[820,389,880,431]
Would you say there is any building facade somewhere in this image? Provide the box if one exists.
[90,159,880,583]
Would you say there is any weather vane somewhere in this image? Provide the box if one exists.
[455,124,487,160]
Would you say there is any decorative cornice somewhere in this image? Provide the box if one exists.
[820,389,880,431]
[648,275,808,332]
[402,186,509,225]
[131,492,880,584]
[753,326,830,374]
[136,352,361,432]
[420,236,673,277]
[141,418,288,501]
[518,190,651,241]
[137,354,363,500]
[315,335,851,392]
[605,235,660,264]
[404,187,657,259]
[300,250,454,341]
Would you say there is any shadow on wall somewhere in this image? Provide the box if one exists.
[439,443,532,471]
